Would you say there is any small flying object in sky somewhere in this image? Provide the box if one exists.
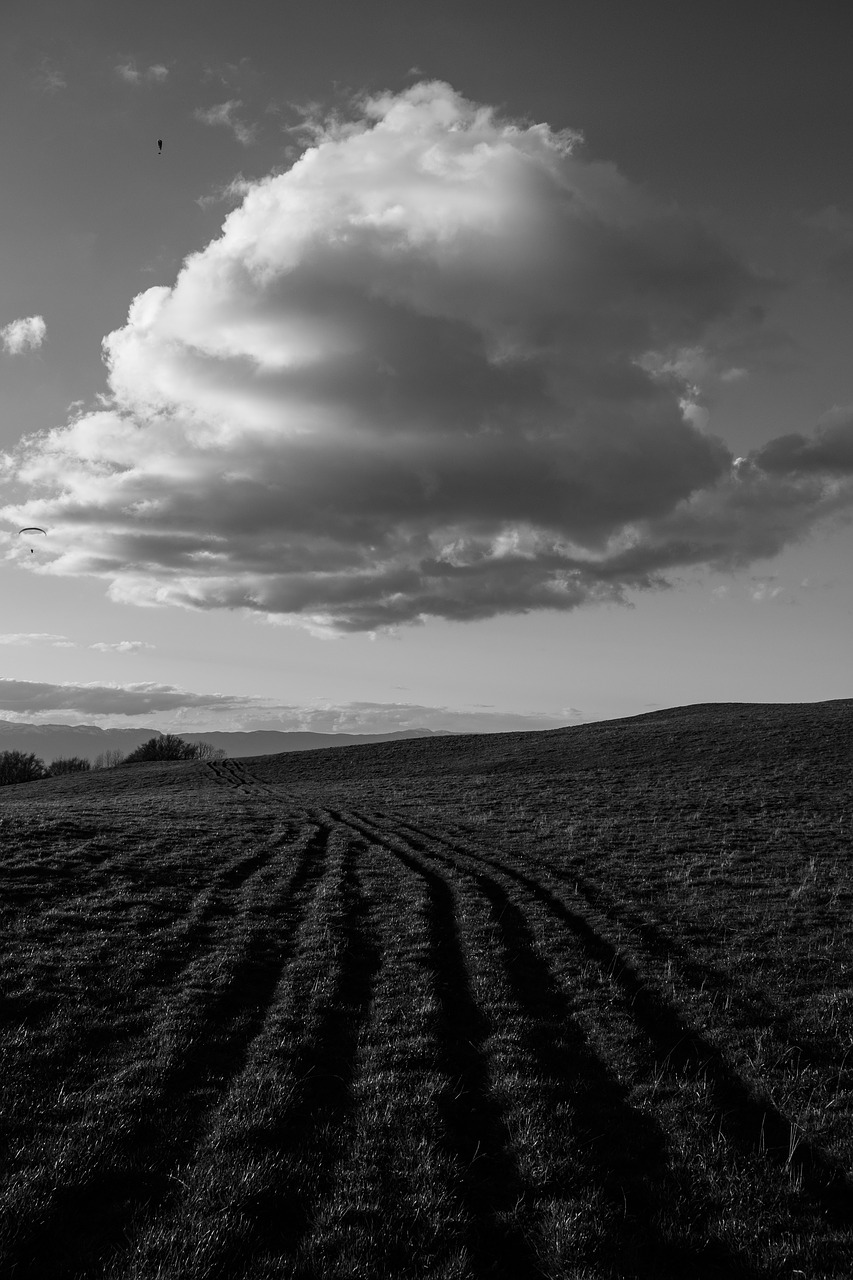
[157,139,163,154]
[18,527,47,553]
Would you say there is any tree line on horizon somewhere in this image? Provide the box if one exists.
[0,735,226,786]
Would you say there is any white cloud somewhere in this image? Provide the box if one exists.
[193,100,257,146]
[749,579,784,602]
[116,61,141,84]
[3,82,851,633]
[1,315,46,354]
[89,640,153,653]
[0,633,74,647]
[115,61,169,86]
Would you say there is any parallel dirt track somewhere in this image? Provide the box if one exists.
[1,705,851,1277]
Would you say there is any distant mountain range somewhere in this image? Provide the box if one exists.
[0,720,455,765]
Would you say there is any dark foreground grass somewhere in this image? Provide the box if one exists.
[0,699,851,1278]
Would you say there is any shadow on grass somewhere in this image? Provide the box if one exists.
[398,814,853,1229]
[355,812,767,1280]
[534,846,840,1076]
[0,820,331,1280]
[223,828,383,1270]
[379,838,546,1280]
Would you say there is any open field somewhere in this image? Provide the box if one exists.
[1,700,851,1278]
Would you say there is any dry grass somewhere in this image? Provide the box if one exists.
[0,699,850,1278]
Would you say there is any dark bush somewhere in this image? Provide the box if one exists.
[48,756,92,776]
[0,750,48,786]
[123,734,200,764]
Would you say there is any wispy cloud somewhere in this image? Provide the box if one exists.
[748,577,784,602]
[201,57,259,92]
[193,100,257,145]
[34,59,66,93]
[3,82,852,633]
[1,315,46,354]
[89,640,153,653]
[115,61,169,86]
[195,176,253,211]
[0,633,153,652]
[0,633,74,647]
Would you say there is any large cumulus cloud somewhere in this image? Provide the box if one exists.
[2,82,850,632]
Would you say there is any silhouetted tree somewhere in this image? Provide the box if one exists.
[191,741,226,761]
[94,749,125,769]
[123,734,200,764]
[0,750,47,786]
[48,756,92,776]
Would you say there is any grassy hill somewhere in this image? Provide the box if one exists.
[0,699,851,1278]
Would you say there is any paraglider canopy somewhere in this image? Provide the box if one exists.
[18,527,47,553]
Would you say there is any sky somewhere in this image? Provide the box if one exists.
[1,0,851,735]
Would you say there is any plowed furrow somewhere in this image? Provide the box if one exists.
[377,812,853,1230]
[0,819,331,1280]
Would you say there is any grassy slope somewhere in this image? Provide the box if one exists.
[0,700,851,1279]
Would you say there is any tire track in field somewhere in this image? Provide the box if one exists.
[545,857,841,1076]
[440,817,853,1111]
[229,821,382,1264]
[0,818,331,1280]
[0,828,290,1104]
[341,811,758,1279]
[400,813,837,1076]
[383,812,853,1228]
[462,822,832,1075]
[293,826,479,1279]
[207,758,283,798]
[187,763,853,1223]
[327,808,546,1280]
[111,819,382,1280]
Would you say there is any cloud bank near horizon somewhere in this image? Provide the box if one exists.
[3,81,852,633]
[0,678,251,718]
[0,678,573,734]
